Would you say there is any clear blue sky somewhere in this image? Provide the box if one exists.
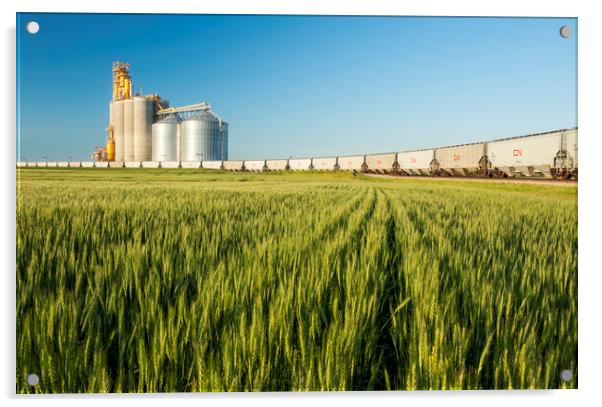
[16,13,577,161]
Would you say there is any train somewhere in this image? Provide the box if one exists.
[18,127,578,179]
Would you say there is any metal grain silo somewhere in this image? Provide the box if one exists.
[152,114,180,161]
[123,99,135,161]
[113,100,125,161]
[133,96,153,161]
[181,111,221,161]
[176,123,182,161]
[220,121,228,160]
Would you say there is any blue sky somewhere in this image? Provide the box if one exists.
[16,14,577,161]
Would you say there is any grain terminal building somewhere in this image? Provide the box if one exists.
[96,61,228,164]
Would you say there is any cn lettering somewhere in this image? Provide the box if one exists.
[513,149,522,157]
[453,154,461,161]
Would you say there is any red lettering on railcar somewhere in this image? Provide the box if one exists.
[376,159,382,166]
[411,158,416,164]
[453,154,462,161]
[513,149,522,156]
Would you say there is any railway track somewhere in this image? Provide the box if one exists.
[363,173,578,187]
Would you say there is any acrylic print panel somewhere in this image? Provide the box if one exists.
[16,13,577,393]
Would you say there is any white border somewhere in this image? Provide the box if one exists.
[4,0,590,17]
[2,1,600,406]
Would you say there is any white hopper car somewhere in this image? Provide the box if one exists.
[266,159,289,171]
[312,156,338,171]
[243,160,266,172]
[337,155,366,172]
[223,160,244,171]
[396,149,435,175]
[289,158,312,171]
[486,129,577,178]
[201,161,223,170]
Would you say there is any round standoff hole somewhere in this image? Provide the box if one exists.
[26,21,40,34]
[559,25,571,38]
[560,369,573,382]
[26,373,39,386]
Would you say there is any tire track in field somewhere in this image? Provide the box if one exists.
[393,191,448,377]
[323,185,380,389]
[387,190,499,389]
[373,188,408,390]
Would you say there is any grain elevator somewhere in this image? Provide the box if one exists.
[98,61,228,164]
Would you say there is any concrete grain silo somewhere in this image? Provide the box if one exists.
[109,100,113,134]
[113,100,125,161]
[123,98,135,161]
[133,96,153,161]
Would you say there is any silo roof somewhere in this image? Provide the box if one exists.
[156,114,181,123]
[187,110,219,121]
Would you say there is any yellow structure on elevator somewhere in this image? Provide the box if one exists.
[106,126,115,161]
[112,61,132,101]
[105,62,132,159]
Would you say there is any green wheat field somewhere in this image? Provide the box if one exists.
[16,168,577,393]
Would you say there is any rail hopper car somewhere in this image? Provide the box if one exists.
[266,159,289,171]
[243,160,266,172]
[180,161,201,169]
[337,155,366,172]
[487,129,577,178]
[108,161,124,168]
[201,160,223,170]
[141,161,160,168]
[365,153,397,174]
[223,160,244,171]
[396,149,436,175]
[434,142,488,176]
[312,156,338,171]
[289,158,312,171]
[161,161,181,169]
